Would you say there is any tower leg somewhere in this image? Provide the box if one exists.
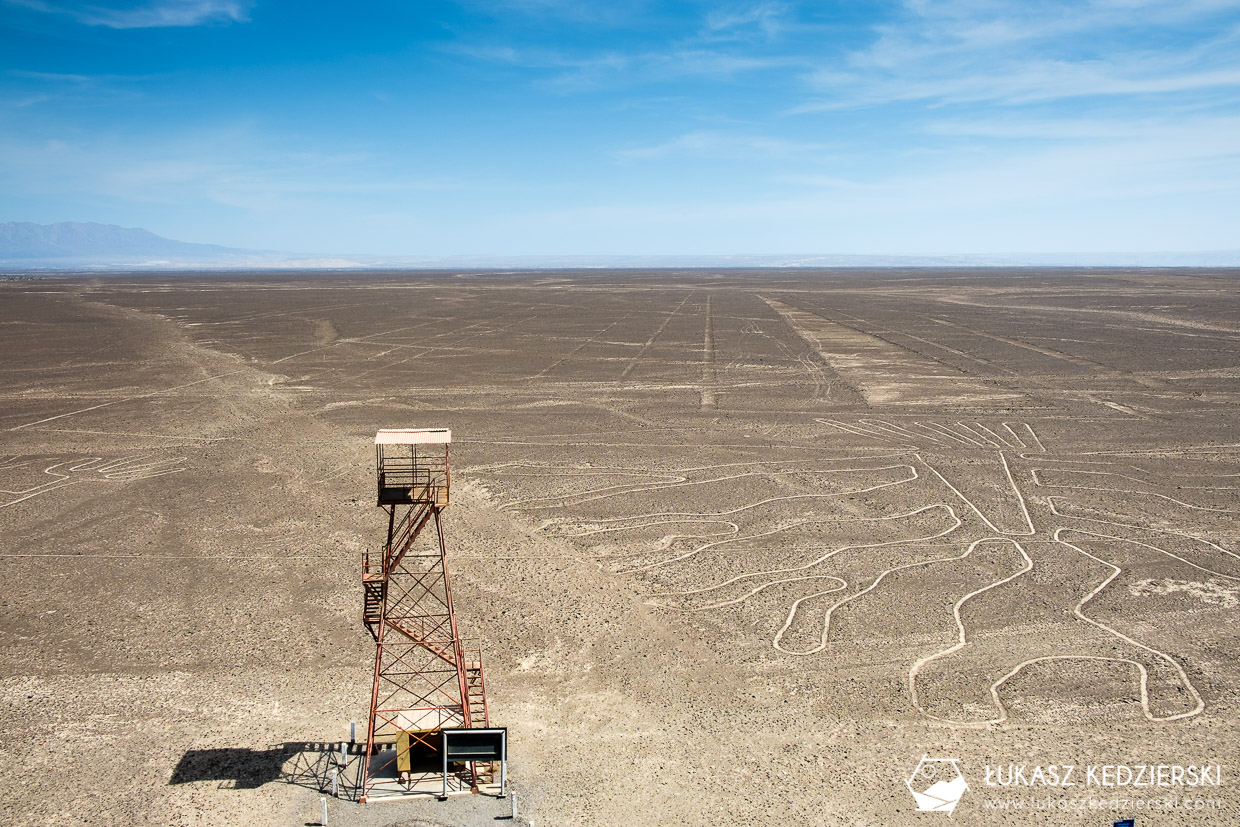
[360,504,475,800]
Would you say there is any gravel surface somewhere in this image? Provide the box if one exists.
[1,268,1238,826]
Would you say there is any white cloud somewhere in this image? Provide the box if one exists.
[794,0,1240,109]
[87,0,249,28]
[923,113,1240,140]
[451,41,798,92]
[795,62,1240,111]
[453,0,638,26]
[448,1,1240,111]
[0,131,458,213]
[702,2,788,40]
[771,174,871,190]
[10,70,95,83]
[581,109,1240,253]
[4,0,251,28]
[614,129,835,161]
[779,114,1240,221]
[500,137,1240,255]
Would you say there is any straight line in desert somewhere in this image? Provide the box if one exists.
[925,314,1178,398]
[529,312,635,380]
[822,305,1021,378]
[620,291,693,379]
[925,315,1108,373]
[701,294,717,409]
[759,296,1018,406]
[7,369,250,432]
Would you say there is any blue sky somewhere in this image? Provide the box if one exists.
[2,0,1239,256]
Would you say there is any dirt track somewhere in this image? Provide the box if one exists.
[2,269,1238,826]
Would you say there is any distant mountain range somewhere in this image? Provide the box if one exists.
[0,222,359,269]
[2,221,1238,269]
[0,221,252,263]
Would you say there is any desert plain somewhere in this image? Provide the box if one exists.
[1,268,1239,826]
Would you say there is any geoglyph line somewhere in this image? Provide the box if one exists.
[1046,496,1240,565]
[912,528,1210,729]
[819,419,1044,452]
[908,529,1207,725]
[561,517,739,541]
[999,423,1030,450]
[471,455,910,510]
[1033,469,1239,511]
[473,411,1227,724]
[620,292,693,379]
[1050,528,1205,721]
[867,420,936,443]
[522,471,763,511]
[621,496,947,575]
[1048,524,1240,583]
[907,538,1034,723]
[1022,423,1046,453]
[916,452,1035,536]
[1,455,188,508]
[772,518,981,656]
[6,370,249,432]
[820,420,919,444]
[533,464,912,514]
[546,464,918,530]
[530,312,636,380]
[701,294,720,408]
[653,504,962,596]
[955,422,1004,448]
[667,575,848,611]
[919,422,983,446]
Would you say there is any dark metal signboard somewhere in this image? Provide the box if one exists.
[440,728,507,798]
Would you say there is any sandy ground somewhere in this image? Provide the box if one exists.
[1,268,1239,826]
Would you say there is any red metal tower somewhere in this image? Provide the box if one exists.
[360,428,489,801]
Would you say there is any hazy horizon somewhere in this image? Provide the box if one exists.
[5,219,1240,270]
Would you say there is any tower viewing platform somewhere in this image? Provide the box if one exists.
[375,428,450,506]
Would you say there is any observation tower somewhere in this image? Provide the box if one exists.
[360,428,492,801]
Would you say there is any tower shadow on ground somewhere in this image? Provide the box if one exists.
[170,742,358,793]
